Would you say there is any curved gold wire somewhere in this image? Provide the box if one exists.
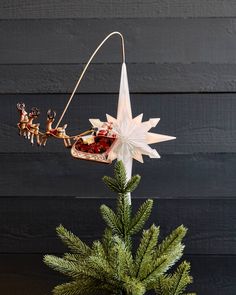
[55,31,126,129]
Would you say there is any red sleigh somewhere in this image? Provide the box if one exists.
[71,124,117,164]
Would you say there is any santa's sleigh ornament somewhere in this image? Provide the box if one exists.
[71,121,117,164]
[17,101,118,164]
[17,31,175,171]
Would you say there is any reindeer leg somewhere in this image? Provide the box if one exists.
[41,135,47,146]
[63,138,68,147]
[43,137,47,146]
[18,125,22,136]
[30,133,34,145]
[36,134,40,146]
[67,138,71,148]
[40,136,44,146]
[39,135,43,146]
[63,138,71,148]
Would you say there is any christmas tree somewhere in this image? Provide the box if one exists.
[44,161,195,295]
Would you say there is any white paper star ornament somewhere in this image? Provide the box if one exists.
[89,63,176,185]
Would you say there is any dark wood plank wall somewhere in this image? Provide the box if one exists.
[0,1,236,294]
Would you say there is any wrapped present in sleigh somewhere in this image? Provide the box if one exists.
[71,121,117,164]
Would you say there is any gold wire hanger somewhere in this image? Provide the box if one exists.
[56,31,125,129]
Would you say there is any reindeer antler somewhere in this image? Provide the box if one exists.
[17,102,25,111]
[31,107,40,116]
[47,109,56,119]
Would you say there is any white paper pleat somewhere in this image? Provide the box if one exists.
[117,63,132,120]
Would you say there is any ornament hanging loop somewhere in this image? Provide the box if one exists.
[55,31,126,129]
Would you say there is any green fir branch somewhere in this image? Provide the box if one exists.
[114,160,127,192]
[155,275,169,295]
[56,225,91,256]
[129,199,153,235]
[63,253,83,262]
[44,255,81,278]
[103,175,121,193]
[135,224,160,280]
[44,160,195,295]
[125,174,141,193]
[100,204,122,235]
[123,277,146,295]
[53,281,87,295]
[116,193,132,248]
[102,161,128,194]
[112,236,135,278]
[156,225,187,258]
[53,279,113,295]
[155,261,194,295]
[168,261,193,295]
[143,243,185,290]
[117,193,131,226]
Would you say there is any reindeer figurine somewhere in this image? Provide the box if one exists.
[17,102,29,137]
[40,109,71,147]
[26,107,41,145]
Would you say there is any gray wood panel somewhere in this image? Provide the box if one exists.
[0,4,235,293]
[1,153,236,198]
[0,254,235,295]
[4,93,236,154]
[2,18,236,64]
[0,197,235,254]
[2,63,236,93]
[1,0,236,19]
